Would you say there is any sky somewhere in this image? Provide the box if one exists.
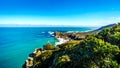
[0,0,120,27]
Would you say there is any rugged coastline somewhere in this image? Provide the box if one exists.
[23,23,120,68]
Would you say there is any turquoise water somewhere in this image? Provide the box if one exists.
[0,27,95,68]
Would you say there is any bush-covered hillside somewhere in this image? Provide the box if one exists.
[23,23,120,68]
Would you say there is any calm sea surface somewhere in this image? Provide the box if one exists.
[0,27,96,68]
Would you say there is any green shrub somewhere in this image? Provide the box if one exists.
[43,43,55,50]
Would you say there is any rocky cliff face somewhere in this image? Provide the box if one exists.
[54,32,87,40]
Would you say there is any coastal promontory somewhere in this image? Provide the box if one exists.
[23,23,120,68]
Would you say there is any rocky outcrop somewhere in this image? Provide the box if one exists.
[23,48,46,68]
[54,32,88,40]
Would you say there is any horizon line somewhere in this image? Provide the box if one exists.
[0,24,105,27]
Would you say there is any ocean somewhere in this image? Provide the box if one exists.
[0,27,96,68]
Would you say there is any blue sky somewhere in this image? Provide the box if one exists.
[0,0,120,26]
